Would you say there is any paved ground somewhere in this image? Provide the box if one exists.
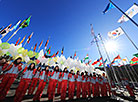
[1,79,138,102]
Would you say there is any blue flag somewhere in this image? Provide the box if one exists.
[103,3,115,14]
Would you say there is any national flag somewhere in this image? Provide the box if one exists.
[27,32,33,43]
[51,53,55,58]
[44,38,49,50]
[73,51,76,59]
[15,37,20,46]
[103,3,115,14]
[118,3,138,23]
[0,24,12,35]
[108,27,124,39]
[33,43,37,51]
[47,46,51,54]
[133,53,138,57]
[38,40,43,49]
[92,57,102,65]
[85,54,89,60]
[18,35,26,45]
[10,20,21,31]
[114,55,121,60]
[20,16,31,29]
[55,51,59,56]
[99,59,107,67]
[131,57,138,62]
[119,58,128,65]
[61,47,64,55]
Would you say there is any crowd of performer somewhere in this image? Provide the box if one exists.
[0,56,135,102]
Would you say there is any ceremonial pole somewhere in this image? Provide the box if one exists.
[98,33,121,87]
[6,26,21,42]
[109,0,138,28]
[90,24,115,97]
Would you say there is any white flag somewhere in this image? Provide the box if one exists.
[108,27,124,39]
[118,4,138,23]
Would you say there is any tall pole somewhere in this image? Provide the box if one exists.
[125,56,138,82]
[98,33,121,87]
[109,0,138,28]
[90,25,115,97]
[6,27,20,42]
[120,26,138,51]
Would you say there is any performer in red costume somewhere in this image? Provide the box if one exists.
[33,65,50,102]
[82,72,87,98]
[61,67,69,101]
[0,57,22,100]
[28,66,41,95]
[57,70,63,95]
[0,57,8,80]
[99,75,104,97]
[91,72,97,97]
[48,66,61,102]
[14,63,36,102]
[68,70,76,100]
[102,73,108,97]
[76,71,82,99]
[86,73,91,98]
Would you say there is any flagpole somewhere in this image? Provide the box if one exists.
[120,26,138,51]
[125,56,138,82]
[109,0,138,28]
[98,33,121,87]
[6,26,20,42]
[121,59,136,87]
[90,25,116,97]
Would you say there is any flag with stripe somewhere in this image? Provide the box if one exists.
[44,38,49,49]
[15,37,20,46]
[0,24,12,36]
[20,16,31,29]
[18,35,26,45]
[61,47,64,55]
[47,46,51,54]
[55,51,59,56]
[27,32,33,43]
[38,40,43,49]
[33,43,37,51]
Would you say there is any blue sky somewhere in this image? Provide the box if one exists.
[0,0,138,64]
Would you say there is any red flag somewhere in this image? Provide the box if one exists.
[27,32,33,43]
[114,55,121,60]
[44,39,49,49]
[73,51,76,59]
[131,57,138,62]
[92,57,102,65]
[15,37,20,46]
[33,43,37,51]
[51,53,56,58]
